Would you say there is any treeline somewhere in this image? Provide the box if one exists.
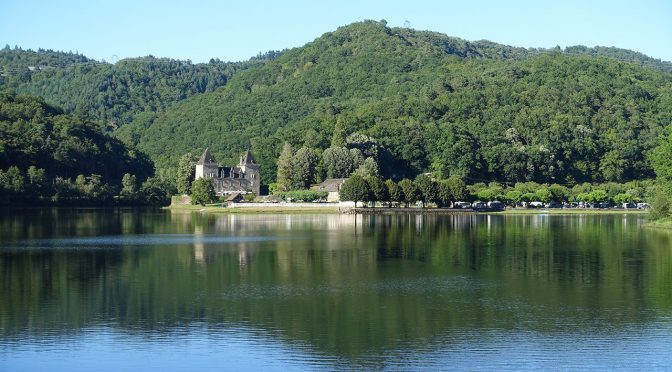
[0,90,173,206]
[124,21,672,187]
[0,46,271,131]
[339,174,654,208]
[650,128,672,219]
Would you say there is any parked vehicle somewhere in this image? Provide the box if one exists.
[454,201,471,209]
[487,201,504,210]
[472,201,488,209]
[529,201,544,208]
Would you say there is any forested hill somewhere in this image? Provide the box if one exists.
[119,20,672,186]
[0,46,277,130]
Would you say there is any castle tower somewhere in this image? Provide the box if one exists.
[195,148,218,179]
[239,149,261,195]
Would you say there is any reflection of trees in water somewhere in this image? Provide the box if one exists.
[1,211,671,358]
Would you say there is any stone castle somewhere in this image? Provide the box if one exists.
[195,149,261,196]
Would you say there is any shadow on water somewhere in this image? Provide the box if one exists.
[1,209,672,367]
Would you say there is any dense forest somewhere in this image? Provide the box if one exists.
[2,21,672,209]
[114,21,672,187]
[0,90,169,205]
[0,46,282,131]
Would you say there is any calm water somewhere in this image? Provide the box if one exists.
[1,209,671,371]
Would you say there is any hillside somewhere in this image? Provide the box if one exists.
[117,21,672,186]
[0,90,152,183]
[0,46,278,130]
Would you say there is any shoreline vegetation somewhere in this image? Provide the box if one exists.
[644,217,672,229]
[3,22,672,224]
[167,202,649,216]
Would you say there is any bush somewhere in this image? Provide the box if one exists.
[276,189,328,202]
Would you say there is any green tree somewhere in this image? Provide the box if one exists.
[385,179,403,207]
[4,166,25,193]
[140,176,173,205]
[446,176,467,202]
[398,178,419,207]
[588,189,609,203]
[548,184,570,202]
[190,178,216,206]
[353,157,380,178]
[366,176,388,208]
[323,147,355,178]
[276,142,294,191]
[505,190,523,206]
[26,166,47,196]
[535,188,553,203]
[176,153,195,195]
[477,189,495,202]
[120,173,138,200]
[291,146,318,189]
[613,193,634,205]
[437,181,452,207]
[339,175,370,204]
[414,174,437,207]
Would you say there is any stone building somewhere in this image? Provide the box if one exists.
[195,149,261,196]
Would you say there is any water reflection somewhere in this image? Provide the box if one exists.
[1,209,672,369]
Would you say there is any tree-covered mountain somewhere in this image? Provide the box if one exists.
[0,46,280,130]
[0,90,157,205]
[3,21,671,188]
[116,21,672,186]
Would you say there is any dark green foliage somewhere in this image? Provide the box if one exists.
[0,90,156,205]
[110,21,672,188]
[176,153,195,195]
[366,176,388,207]
[1,47,265,131]
[385,179,403,207]
[190,178,216,205]
[120,173,138,200]
[339,175,370,204]
[139,176,174,206]
[4,23,672,194]
[291,146,319,189]
[445,176,468,202]
[414,174,437,205]
[276,142,294,191]
[398,179,419,207]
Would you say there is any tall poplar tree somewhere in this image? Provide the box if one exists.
[276,142,294,192]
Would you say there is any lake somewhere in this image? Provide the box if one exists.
[1,209,671,371]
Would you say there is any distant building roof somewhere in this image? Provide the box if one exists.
[240,149,256,165]
[197,148,217,165]
[225,192,243,202]
[312,178,348,192]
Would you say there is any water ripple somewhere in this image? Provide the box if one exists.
[3,234,297,250]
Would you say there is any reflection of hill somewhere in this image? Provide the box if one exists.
[1,211,671,361]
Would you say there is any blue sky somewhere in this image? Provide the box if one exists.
[1,0,670,63]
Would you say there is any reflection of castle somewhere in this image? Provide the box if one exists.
[195,149,261,196]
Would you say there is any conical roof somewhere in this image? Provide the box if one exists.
[196,148,217,165]
[240,149,256,165]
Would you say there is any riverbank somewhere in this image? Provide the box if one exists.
[166,203,340,214]
[494,208,648,215]
[168,203,649,216]
[353,207,647,215]
[644,217,672,229]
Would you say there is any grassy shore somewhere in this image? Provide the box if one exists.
[168,203,650,216]
[166,204,340,214]
[644,217,672,229]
